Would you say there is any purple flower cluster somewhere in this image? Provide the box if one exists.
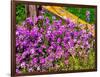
[16,16,94,73]
[86,10,90,22]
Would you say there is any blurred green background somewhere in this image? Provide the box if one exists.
[16,4,96,24]
[16,4,26,24]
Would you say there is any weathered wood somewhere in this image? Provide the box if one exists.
[29,5,37,19]
[25,5,38,25]
[25,4,29,17]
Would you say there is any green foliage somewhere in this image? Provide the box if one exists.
[16,4,26,24]
[65,7,95,24]
[88,49,95,69]
[67,49,95,70]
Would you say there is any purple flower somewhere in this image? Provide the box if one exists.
[68,22,75,28]
[33,58,38,64]
[40,10,45,14]
[38,16,44,20]
[68,48,76,56]
[65,31,70,37]
[57,20,62,26]
[56,45,62,51]
[45,17,50,24]
[51,42,56,48]
[16,69,21,73]
[28,68,33,72]
[16,30,19,35]
[30,48,35,54]
[34,16,38,24]
[77,40,81,45]
[55,51,63,59]
[86,10,90,16]
[64,51,69,58]
[22,51,29,58]
[41,44,46,49]
[26,17,34,26]
[57,30,63,35]
[64,60,69,65]
[57,38,61,43]
[47,56,54,62]
[68,39,74,48]
[40,58,45,64]
[38,48,42,53]
[21,62,26,68]
[74,31,78,37]
[66,18,71,24]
